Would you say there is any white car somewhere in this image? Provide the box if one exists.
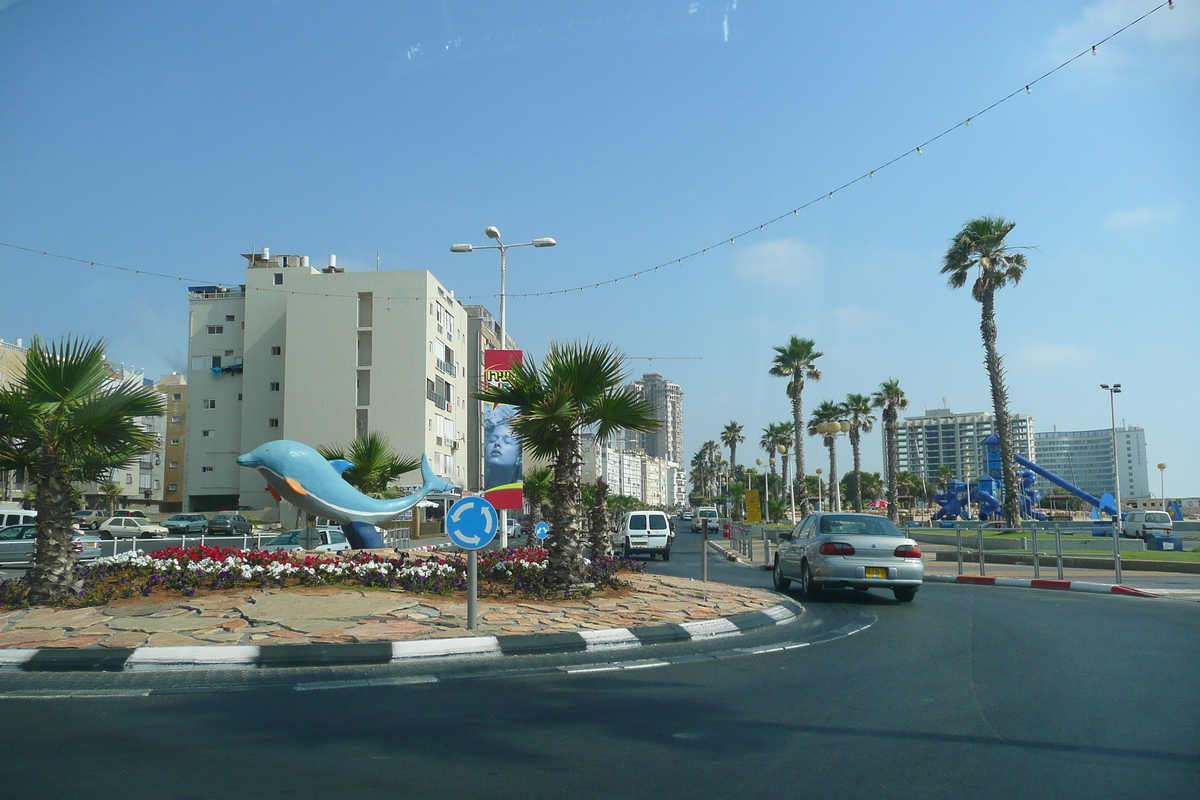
[0,523,102,564]
[612,510,674,560]
[98,517,168,540]
[260,528,351,553]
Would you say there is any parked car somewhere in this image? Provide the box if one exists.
[1123,510,1173,540]
[773,512,924,602]
[259,528,350,553]
[98,517,168,540]
[206,514,252,535]
[72,509,107,530]
[112,510,150,520]
[0,523,102,564]
[163,513,209,536]
[0,509,36,529]
[612,510,673,560]
[681,510,693,521]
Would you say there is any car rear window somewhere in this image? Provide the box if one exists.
[1146,512,1171,523]
[818,515,903,537]
[629,515,647,530]
[649,515,668,530]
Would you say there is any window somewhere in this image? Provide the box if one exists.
[202,430,214,437]
[269,382,280,392]
[170,438,180,445]
[224,350,234,357]
[167,484,178,492]
[171,416,181,424]
[269,418,280,428]
[202,399,216,409]
[172,393,181,401]
[271,346,282,356]
[273,273,283,285]
[125,474,133,484]
[207,325,223,334]
[201,466,213,473]
[225,314,235,322]
[238,393,243,401]
[211,355,222,368]
[169,461,178,469]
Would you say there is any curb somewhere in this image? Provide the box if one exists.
[923,573,1158,597]
[0,600,803,674]
[706,540,744,563]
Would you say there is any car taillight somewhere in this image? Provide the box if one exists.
[819,542,855,556]
[894,545,921,558]
[73,541,83,552]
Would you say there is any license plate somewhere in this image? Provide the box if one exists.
[865,567,887,579]
[631,540,648,547]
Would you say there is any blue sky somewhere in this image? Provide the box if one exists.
[1,1,1196,496]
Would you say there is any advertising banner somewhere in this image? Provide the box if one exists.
[483,349,523,511]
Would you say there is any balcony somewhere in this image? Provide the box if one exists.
[435,358,456,377]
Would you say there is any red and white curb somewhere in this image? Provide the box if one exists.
[924,573,1157,597]
[706,541,743,563]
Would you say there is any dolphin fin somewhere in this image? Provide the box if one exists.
[267,485,283,502]
[285,477,308,497]
[328,459,354,475]
[419,453,455,496]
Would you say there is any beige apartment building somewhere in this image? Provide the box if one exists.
[184,251,468,512]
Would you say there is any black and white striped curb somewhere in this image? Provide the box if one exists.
[0,600,803,673]
[706,540,744,563]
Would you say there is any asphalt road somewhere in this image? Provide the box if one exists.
[1,519,1197,798]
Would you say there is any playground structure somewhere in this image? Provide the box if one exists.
[932,434,1119,523]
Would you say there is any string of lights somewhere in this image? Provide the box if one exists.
[0,0,1177,306]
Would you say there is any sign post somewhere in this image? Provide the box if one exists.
[446,496,499,630]
[745,489,762,523]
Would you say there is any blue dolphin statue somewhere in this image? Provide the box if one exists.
[236,439,456,529]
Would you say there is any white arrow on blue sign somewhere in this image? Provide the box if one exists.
[534,521,549,540]
[446,496,498,551]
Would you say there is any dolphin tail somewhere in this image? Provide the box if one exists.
[419,454,456,496]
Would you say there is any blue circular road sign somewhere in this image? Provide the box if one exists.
[534,521,549,540]
[446,496,499,551]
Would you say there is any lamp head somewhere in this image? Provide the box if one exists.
[485,226,501,240]
[532,238,556,248]
[450,244,473,253]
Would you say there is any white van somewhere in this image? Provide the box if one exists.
[0,509,36,529]
[1123,510,1173,540]
[694,506,720,532]
[613,510,673,560]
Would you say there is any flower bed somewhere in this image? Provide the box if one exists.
[0,545,644,609]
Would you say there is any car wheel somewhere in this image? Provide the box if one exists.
[99,531,113,541]
[662,549,671,562]
[90,521,101,530]
[894,586,918,603]
[800,561,821,597]
[772,558,791,591]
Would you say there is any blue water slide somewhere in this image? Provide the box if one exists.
[981,434,1117,516]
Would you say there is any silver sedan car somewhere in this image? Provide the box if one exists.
[772,512,924,602]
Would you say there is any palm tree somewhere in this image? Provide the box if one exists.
[844,393,876,512]
[475,341,656,588]
[942,216,1029,525]
[759,423,786,502]
[584,479,613,558]
[0,337,163,603]
[523,467,552,529]
[807,400,849,511]
[316,431,420,498]
[871,379,908,523]
[769,336,823,516]
[99,481,125,517]
[935,464,955,489]
[720,421,745,478]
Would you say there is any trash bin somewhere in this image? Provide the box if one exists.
[1091,523,1116,537]
[1145,532,1184,551]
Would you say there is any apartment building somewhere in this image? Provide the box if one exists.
[1033,426,1149,500]
[184,250,468,512]
[896,407,1035,484]
[0,338,28,503]
[159,373,187,513]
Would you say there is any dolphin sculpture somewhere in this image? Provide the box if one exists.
[236,439,455,527]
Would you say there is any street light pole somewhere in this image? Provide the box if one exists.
[1101,383,1123,584]
[1158,463,1167,512]
[451,228,556,548]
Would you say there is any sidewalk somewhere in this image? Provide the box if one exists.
[0,570,784,652]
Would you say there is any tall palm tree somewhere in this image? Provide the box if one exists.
[720,421,745,478]
[935,464,955,489]
[99,481,125,517]
[844,393,877,512]
[871,379,908,523]
[807,400,849,511]
[585,479,612,558]
[759,423,785,502]
[942,215,1029,525]
[0,336,163,603]
[769,336,823,516]
[523,467,552,529]
[316,431,420,498]
[475,341,656,588]
[776,422,795,511]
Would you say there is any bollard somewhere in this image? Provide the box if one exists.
[762,528,769,566]
[977,524,986,577]
[956,528,963,575]
[1054,524,1064,581]
[1032,526,1040,579]
[701,519,709,583]
[748,531,754,562]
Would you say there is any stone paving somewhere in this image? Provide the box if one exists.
[0,572,783,650]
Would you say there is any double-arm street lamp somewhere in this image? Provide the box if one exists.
[451,227,556,348]
[451,228,555,550]
[1101,383,1123,584]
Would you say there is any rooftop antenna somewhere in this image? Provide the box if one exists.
[376,250,380,271]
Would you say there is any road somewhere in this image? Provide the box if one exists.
[1,518,1197,797]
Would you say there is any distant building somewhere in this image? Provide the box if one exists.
[0,338,28,504]
[896,407,1035,485]
[184,250,468,512]
[631,373,684,464]
[1033,426,1149,500]
[159,373,187,513]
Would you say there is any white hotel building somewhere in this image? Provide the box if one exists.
[184,251,468,512]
